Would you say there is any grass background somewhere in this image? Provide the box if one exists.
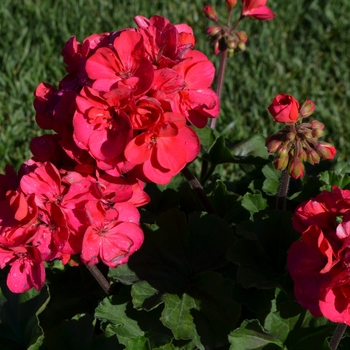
[0,0,349,170]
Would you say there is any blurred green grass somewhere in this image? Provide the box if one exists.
[0,0,349,170]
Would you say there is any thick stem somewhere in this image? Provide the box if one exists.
[181,166,216,214]
[85,264,112,295]
[276,170,290,211]
[210,49,228,130]
[329,323,347,350]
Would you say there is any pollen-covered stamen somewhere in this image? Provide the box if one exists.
[148,135,157,150]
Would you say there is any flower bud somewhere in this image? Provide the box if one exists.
[226,0,237,11]
[288,157,305,179]
[299,100,315,118]
[303,131,313,139]
[237,41,246,52]
[277,143,290,158]
[311,128,324,138]
[266,138,283,154]
[236,31,248,43]
[298,148,308,162]
[274,155,289,171]
[206,26,222,36]
[314,142,337,160]
[286,132,295,142]
[306,148,321,165]
[213,40,220,55]
[227,39,238,50]
[204,5,218,21]
[309,120,324,130]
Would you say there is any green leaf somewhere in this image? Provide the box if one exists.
[96,286,172,348]
[0,282,50,349]
[228,320,283,349]
[241,192,268,219]
[95,296,144,346]
[231,134,270,159]
[41,314,94,350]
[192,126,216,150]
[161,293,201,347]
[263,292,333,350]
[108,263,140,285]
[131,281,162,311]
[110,210,240,349]
[318,171,350,191]
[126,336,150,350]
[264,301,302,343]
[206,135,235,165]
[208,180,248,224]
[229,210,298,290]
[206,135,270,167]
[228,239,285,289]
[331,160,350,175]
[262,163,281,196]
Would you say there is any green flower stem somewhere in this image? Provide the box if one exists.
[276,170,290,210]
[210,49,228,130]
[85,264,112,295]
[330,323,347,350]
[181,166,216,214]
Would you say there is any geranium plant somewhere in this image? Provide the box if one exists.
[0,1,349,349]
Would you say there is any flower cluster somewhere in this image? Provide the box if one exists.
[266,94,336,179]
[287,187,350,324]
[204,0,275,55]
[0,15,219,293]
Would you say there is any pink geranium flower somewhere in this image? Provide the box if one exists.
[85,30,154,96]
[73,86,133,168]
[2,246,45,293]
[172,50,219,128]
[134,15,194,68]
[241,0,275,20]
[288,187,350,323]
[124,112,200,184]
[81,201,143,267]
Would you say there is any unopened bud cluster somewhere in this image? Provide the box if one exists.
[266,97,336,179]
[206,26,247,55]
[203,0,275,55]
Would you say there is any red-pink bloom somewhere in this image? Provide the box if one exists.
[134,15,194,68]
[288,187,350,323]
[241,0,275,20]
[124,112,200,184]
[268,94,300,123]
[287,225,336,317]
[172,50,219,128]
[81,201,143,267]
[85,30,154,96]
[73,86,133,168]
[5,246,45,293]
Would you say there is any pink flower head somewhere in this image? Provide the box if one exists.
[124,112,200,184]
[241,0,275,20]
[81,201,143,267]
[172,50,220,128]
[134,15,194,68]
[288,187,350,323]
[85,30,154,96]
[73,86,133,167]
[2,246,45,293]
[268,93,300,123]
